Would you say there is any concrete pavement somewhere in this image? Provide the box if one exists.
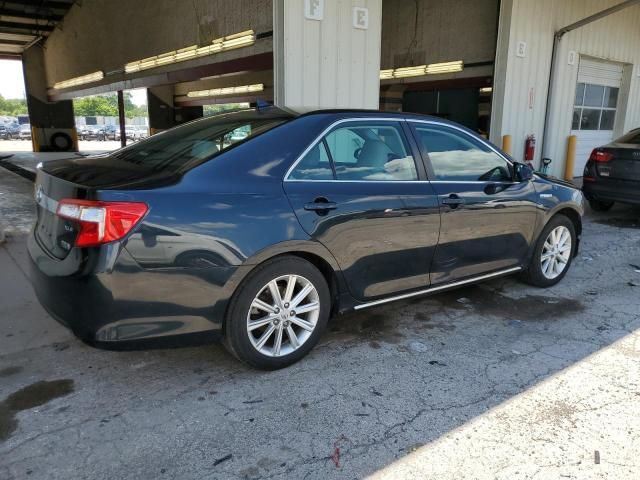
[0,170,639,479]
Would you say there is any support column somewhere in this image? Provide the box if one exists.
[147,85,203,135]
[273,0,382,112]
[22,45,77,152]
[117,90,126,148]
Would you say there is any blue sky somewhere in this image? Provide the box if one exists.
[0,59,26,99]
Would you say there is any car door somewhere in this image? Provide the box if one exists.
[283,119,440,301]
[409,120,538,284]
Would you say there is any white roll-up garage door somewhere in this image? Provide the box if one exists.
[571,58,623,177]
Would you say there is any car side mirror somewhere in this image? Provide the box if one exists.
[513,162,534,182]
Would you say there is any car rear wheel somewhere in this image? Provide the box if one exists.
[588,199,614,211]
[520,214,576,287]
[224,256,330,369]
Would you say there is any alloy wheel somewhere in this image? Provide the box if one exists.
[540,225,572,280]
[246,274,320,357]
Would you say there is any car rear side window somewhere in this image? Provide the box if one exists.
[288,142,334,180]
[413,124,511,182]
[110,112,289,172]
[288,121,418,181]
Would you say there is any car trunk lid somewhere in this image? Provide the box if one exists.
[34,154,175,259]
[595,144,640,181]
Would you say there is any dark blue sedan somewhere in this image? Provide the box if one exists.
[29,108,584,369]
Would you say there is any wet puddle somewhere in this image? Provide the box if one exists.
[329,312,405,344]
[433,286,584,321]
[326,285,583,351]
[0,379,74,442]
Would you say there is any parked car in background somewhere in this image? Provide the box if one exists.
[84,125,108,141]
[18,124,31,140]
[29,108,584,369]
[77,125,90,140]
[135,125,149,139]
[102,125,119,141]
[0,124,8,140]
[125,125,138,141]
[582,128,640,210]
[2,122,21,139]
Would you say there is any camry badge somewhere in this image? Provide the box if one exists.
[35,184,43,204]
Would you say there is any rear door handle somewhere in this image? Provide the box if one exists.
[442,194,464,208]
[304,198,337,212]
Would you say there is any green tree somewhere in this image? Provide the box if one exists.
[0,94,28,116]
[73,92,147,118]
[203,103,249,117]
[73,95,118,116]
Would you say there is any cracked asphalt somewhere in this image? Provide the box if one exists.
[1,167,639,479]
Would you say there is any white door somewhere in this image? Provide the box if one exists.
[571,58,623,177]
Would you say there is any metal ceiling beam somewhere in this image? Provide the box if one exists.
[0,7,64,21]
[0,32,36,41]
[0,38,27,45]
[0,20,54,33]
[7,0,73,10]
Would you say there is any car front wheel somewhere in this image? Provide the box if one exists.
[521,214,576,287]
[224,256,330,369]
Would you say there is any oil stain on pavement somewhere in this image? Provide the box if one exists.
[0,379,74,442]
[434,286,584,321]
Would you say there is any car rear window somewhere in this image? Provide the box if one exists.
[110,109,290,172]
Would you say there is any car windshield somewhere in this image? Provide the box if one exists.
[110,108,291,172]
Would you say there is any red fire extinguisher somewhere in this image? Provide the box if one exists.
[524,134,535,165]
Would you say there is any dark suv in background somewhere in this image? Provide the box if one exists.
[583,128,640,210]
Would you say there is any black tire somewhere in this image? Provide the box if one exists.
[589,199,614,211]
[50,132,73,151]
[224,256,330,370]
[520,214,576,288]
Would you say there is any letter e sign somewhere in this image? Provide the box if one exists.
[353,7,369,29]
[304,0,324,21]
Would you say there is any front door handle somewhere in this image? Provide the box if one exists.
[304,197,337,212]
[442,194,464,208]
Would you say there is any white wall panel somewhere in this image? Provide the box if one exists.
[274,0,382,111]
[491,0,640,177]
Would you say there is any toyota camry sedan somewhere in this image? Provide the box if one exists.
[29,108,584,369]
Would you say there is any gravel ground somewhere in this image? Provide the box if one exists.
[1,168,639,479]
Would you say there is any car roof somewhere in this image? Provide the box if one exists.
[298,108,464,128]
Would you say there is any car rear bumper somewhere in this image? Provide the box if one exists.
[582,179,640,205]
[28,232,237,346]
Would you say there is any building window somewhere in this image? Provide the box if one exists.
[572,83,618,131]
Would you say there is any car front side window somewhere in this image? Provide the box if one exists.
[414,124,511,182]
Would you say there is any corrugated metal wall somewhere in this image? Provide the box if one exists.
[491,0,640,177]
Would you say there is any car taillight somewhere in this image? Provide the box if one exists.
[56,199,148,247]
[589,149,614,163]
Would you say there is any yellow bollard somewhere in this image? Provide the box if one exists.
[31,126,40,152]
[502,135,512,155]
[71,127,79,152]
[564,135,577,181]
